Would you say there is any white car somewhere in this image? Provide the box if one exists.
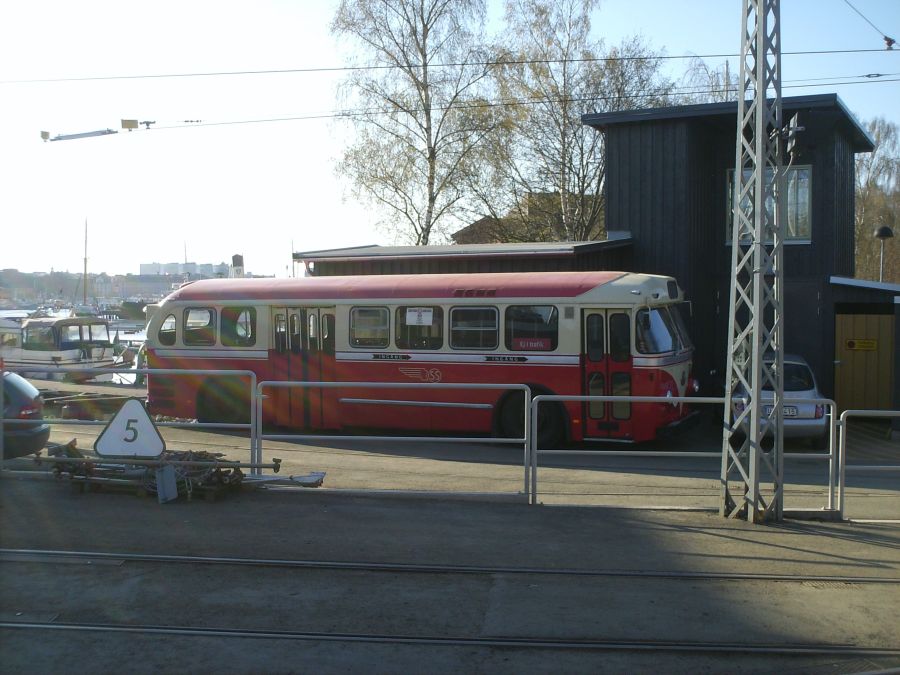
[732,354,829,448]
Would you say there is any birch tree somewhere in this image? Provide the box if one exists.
[332,0,496,245]
[466,0,672,243]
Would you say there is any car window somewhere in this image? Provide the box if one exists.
[762,362,815,392]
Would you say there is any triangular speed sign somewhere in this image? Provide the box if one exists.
[94,398,166,458]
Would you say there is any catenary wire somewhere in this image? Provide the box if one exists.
[140,75,900,131]
[1,47,897,85]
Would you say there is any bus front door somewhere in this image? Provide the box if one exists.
[271,307,330,429]
[582,309,634,440]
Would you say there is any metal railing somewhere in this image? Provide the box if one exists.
[4,364,896,518]
[529,394,840,511]
[838,409,900,520]
[255,380,531,496]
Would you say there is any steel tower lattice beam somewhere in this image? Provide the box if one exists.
[720,0,785,523]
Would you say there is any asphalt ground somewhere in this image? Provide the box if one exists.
[1,379,897,672]
[0,477,899,674]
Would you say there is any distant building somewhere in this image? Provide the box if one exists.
[140,261,233,278]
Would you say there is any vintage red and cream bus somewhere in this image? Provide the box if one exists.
[144,271,697,444]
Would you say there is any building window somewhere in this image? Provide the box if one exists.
[505,305,558,351]
[350,307,389,348]
[396,306,443,350]
[727,166,811,241]
[450,307,498,350]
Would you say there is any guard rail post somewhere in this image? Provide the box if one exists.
[529,394,841,515]
[838,408,900,521]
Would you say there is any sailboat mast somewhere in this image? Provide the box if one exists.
[83,219,88,305]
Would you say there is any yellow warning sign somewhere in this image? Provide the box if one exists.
[846,339,877,351]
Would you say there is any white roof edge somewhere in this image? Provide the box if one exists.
[829,276,900,293]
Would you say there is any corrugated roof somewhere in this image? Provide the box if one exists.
[294,238,632,262]
[582,94,874,152]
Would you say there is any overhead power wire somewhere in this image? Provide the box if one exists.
[2,47,897,85]
[143,74,900,132]
[840,0,896,50]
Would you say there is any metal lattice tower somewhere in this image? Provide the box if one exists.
[721,0,785,523]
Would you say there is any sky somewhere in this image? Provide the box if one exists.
[1,0,897,278]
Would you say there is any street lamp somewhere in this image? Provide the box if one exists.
[874,225,894,282]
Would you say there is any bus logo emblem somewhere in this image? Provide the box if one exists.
[399,367,443,382]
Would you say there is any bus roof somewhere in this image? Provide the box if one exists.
[162,271,679,304]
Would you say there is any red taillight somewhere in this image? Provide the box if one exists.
[815,404,825,419]
[18,397,43,419]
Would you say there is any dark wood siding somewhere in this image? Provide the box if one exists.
[309,247,632,277]
[602,107,867,396]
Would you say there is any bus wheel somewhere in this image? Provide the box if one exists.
[498,391,564,448]
[197,384,249,426]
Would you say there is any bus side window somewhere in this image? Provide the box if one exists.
[396,306,443,350]
[184,308,216,346]
[322,314,335,355]
[158,315,177,346]
[609,313,631,362]
[449,307,498,350]
[274,314,287,353]
[586,314,604,362]
[221,307,256,347]
[350,307,390,348]
[290,313,303,355]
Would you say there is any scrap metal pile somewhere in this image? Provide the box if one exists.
[45,439,254,501]
[41,440,323,501]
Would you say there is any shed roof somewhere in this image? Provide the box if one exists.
[582,94,874,152]
[294,238,632,264]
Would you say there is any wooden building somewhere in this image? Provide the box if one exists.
[582,93,897,410]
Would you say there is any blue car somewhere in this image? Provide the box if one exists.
[2,371,51,459]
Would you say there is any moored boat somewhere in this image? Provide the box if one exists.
[0,315,118,382]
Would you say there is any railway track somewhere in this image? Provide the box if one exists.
[3,620,898,657]
[2,548,900,584]
[2,547,899,661]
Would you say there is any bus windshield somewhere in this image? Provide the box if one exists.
[635,306,691,355]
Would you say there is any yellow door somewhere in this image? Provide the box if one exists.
[834,314,895,411]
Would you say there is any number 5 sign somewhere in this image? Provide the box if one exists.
[95,398,166,458]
